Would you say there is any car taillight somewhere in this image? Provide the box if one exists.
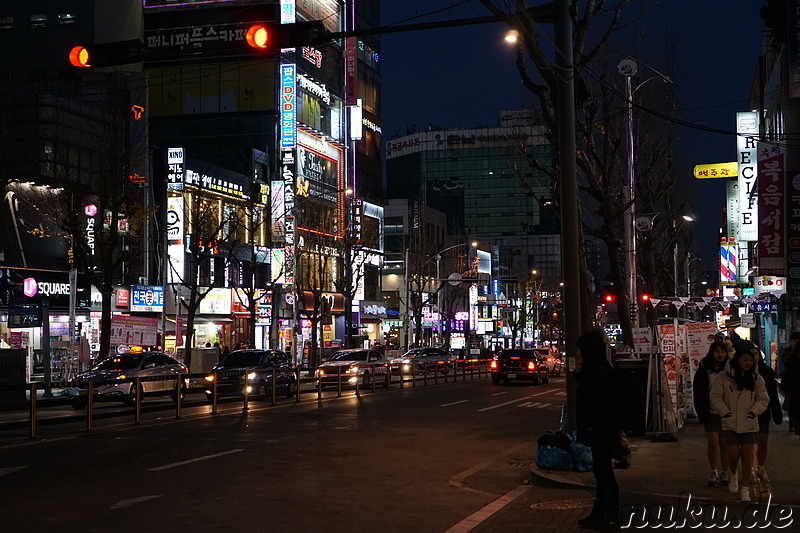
[528,361,536,370]
[490,360,498,370]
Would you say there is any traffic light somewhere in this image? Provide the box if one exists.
[244,21,329,51]
[640,293,651,302]
[604,294,615,303]
[69,39,143,68]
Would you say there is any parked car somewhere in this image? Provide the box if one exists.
[316,348,386,388]
[490,349,549,385]
[452,348,480,370]
[204,349,296,400]
[66,352,188,409]
[388,347,453,375]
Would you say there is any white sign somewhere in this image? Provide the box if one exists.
[167,196,185,284]
[737,112,759,241]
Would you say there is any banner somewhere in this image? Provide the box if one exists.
[757,142,786,275]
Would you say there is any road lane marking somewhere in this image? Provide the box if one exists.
[441,400,469,407]
[445,484,531,533]
[149,449,244,471]
[477,396,534,412]
[491,391,508,396]
[0,466,27,477]
[536,403,551,408]
[555,391,566,395]
[517,402,539,408]
[531,389,556,397]
[111,495,164,510]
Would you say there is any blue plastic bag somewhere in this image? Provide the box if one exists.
[570,440,593,472]
[535,446,575,471]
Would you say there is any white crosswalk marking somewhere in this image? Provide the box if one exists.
[537,403,551,408]
[516,402,552,408]
[555,391,566,396]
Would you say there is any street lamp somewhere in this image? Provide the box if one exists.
[432,241,478,345]
[619,58,639,332]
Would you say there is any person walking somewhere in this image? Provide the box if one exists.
[710,346,770,502]
[781,340,800,436]
[693,340,730,487]
[754,346,783,486]
[574,330,619,531]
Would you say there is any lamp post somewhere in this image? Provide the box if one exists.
[432,241,478,346]
[619,58,639,333]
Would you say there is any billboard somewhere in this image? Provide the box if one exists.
[131,285,165,312]
[280,64,297,150]
[736,112,759,241]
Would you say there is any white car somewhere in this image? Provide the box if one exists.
[67,353,188,408]
[389,347,453,375]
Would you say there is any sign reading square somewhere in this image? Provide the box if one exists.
[131,285,164,312]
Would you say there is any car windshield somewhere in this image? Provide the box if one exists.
[400,349,423,358]
[329,351,368,362]
[93,356,143,371]
[217,352,266,368]
[497,350,534,359]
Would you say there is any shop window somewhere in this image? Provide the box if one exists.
[58,12,76,25]
[0,16,12,30]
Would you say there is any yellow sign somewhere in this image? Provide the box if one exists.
[693,162,737,179]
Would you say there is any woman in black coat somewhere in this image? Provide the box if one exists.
[781,342,800,436]
[575,330,618,531]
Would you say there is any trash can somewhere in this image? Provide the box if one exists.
[0,348,28,407]
[615,357,649,436]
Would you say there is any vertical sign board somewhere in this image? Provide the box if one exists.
[789,0,800,98]
[758,142,786,275]
[280,64,297,151]
[720,240,738,286]
[344,37,358,106]
[282,151,296,285]
[167,147,185,191]
[787,165,800,306]
[726,180,740,240]
[166,196,185,284]
[271,180,285,240]
[737,111,759,241]
[279,0,295,24]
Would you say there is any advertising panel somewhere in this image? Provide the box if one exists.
[167,147,185,191]
[758,142,786,275]
[280,64,297,150]
[110,315,159,347]
[271,179,286,240]
[736,111,759,241]
[199,288,232,315]
[787,166,800,306]
[131,285,165,312]
[166,196,185,284]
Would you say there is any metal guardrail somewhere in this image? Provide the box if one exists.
[2,359,492,439]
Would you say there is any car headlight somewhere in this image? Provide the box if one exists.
[117,374,127,380]
[317,369,324,377]
[247,372,257,380]
[349,365,359,373]
[205,375,215,382]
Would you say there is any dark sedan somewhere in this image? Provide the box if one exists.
[490,349,550,385]
[204,349,296,400]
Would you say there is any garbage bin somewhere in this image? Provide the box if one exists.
[0,348,27,407]
[615,357,649,436]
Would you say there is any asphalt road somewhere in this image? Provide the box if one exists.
[0,376,569,533]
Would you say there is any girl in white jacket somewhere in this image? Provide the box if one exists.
[710,346,769,502]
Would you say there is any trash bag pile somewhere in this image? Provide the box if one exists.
[535,431,592,472]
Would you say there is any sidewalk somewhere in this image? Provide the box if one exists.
[531,421,800,506]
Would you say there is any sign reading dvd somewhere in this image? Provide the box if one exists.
[131,285,164,312]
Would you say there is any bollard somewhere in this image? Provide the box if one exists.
[337,366,343,397]
[271,371,277,405]
[134,377,142,424]
[412,363,416,388]
[175,376,183,419]
[355,368,360,397]
[212,371,218,414]
[295,368,301,402]
[243,371,250,411]
[423,364,428,386]
[371,367,377,393]
[87,381,94,431]
[398,363,404,389]
[317,368,323,399]
[434,364,439,385]
[29,383,37,439]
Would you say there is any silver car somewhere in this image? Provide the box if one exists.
[389,347,453,375]
[67,352,188,408]
[316,348,386,388]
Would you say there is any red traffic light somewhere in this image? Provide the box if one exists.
[246,25,270,49]
[69,46,91,67]
[640,294,650,302]
[604,294,615,303]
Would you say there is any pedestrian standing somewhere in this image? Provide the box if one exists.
[693,340,730,487]
[710,346,770,502]
[781,340,800,436]
[574,330,619,531]
[755,346,783,485]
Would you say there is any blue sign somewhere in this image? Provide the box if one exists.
[749,301,778,312]
[131,285,164,312]
[280,64,296,150]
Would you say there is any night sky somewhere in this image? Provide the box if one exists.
[379,0,767,271]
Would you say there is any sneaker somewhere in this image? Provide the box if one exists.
[720,471,730,485]
[708,470,720,487]
[740,486,751,502]
[728,471,738,493]
[756,466,770,485]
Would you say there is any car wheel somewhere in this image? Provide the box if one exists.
[284,380,296,398]
[533,375,540,385]
[491,376,501,385]
[170,381,187,402]
[543,373,550,384]
[362,372,372,388]
[71,398,87,410]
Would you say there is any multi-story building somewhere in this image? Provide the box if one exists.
[385,109,559,348]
